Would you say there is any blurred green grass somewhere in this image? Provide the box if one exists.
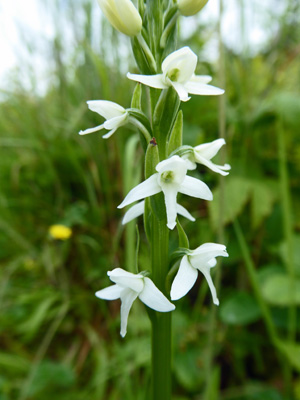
[0,1,300,399]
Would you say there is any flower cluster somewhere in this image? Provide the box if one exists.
[79,0,229,337]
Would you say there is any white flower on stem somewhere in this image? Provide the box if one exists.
[170,243,229,305]
[127,47,224,102]
[118,155,212,230]
[183,138,231,176]
[178,0,209,16]
[97,0,142,37]
[95,268,175,337]
[122,200,195,225]
[79,100,128,139]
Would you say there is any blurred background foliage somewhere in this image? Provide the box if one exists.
[0,0,299,399]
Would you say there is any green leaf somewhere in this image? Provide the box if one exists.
[209,177,252,231]
[261,273,300,306]
[168,110,183,155]
[276,341,300,372]
[176,218,189,248]
[219,291,261,326]
[145,141,159,179]
[279,235,300,277]
[131,83,142,110]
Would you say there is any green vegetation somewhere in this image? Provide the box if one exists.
[0,1,299,399]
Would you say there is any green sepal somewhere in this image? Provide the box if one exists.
[138,0,145,19]
[176,218,190,248]
[153,87,181,158]
[163,4,178,27]
[131,83,142,110]
[145,139,159,178]
[143,197,152,243]
[160,6,178,54]
[128,108,152,137]
[169,145,194,158]
[131,36,156,75]
[167,110,183,155]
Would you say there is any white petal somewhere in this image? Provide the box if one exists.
[127,73,167,89]
[162,47,197,83]
[122,201,145,225]
[103,113,128,130]
[156,155,187,177]
[170,255,198,300]
[87,100,125,120]
[194,156,231,176]
[79,124,105,135]
[171,81,190,102]
[190,74,212,84]
[184,81,224,96]
[182,155,197,170]
[108,268,144,292]
[176,204,195,221]
[102,128,117,139]
[120,288,139,337]
[161,185,178,230]
[118,174,161,209]
[179,176,213,200]
[95,284,123,300]
[198,266,219,306]
[194,138,226,160]
[139,277,175,312]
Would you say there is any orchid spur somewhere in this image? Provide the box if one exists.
[96,268,175,337]
[127,47,224,102]
[122,200,195,225]
[183,138,231,176]
[171,243,229,305]
[118,155,212,230]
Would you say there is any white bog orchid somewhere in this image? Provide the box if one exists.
[171,243,229,305]
[96,268,175,337]
[118,155,212,230]
[184,138,231,176]
[79,100,128,139]
[97,0,142,37]
[127,47,224,102]
[122,200,195,225]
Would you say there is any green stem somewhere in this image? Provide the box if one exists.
[151,212,171,400]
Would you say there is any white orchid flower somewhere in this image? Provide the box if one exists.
[183,138,231,176]
[122,200,195,225]
[171,243,229,305]
[118,155,212,230]
[79,100,128,139]
[96,268,175,337]
[97,0,142,37]
[178,0,209,16]
[127,47,224,102]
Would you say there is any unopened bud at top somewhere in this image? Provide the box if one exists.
[97,0,142,37]
[178,0,209,16]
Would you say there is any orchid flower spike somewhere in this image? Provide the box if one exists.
[184,138,231,176]
[178,0,209,16]
[127,47,224,102]
[96,268,175,337]
[118,155,212,230]
[171,243,229,305]
[122,200,195,225]
[79,100,128,139]
[97,0,142,37]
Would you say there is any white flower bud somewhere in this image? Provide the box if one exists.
[97,0,142,37]
[178,0,209,17]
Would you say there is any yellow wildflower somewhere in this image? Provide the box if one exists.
[49,224,72,240]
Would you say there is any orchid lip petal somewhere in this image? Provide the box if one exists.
[171,81,191,102]
[103,114,127,130]
[170,255,198,300]
[127,73,167,89]
[95,284,123,300]
[176,204,195,221]
[120,288,139,337]
[199,266,219,306]
[118,174,161,209]
[102,128,117,139]
[139,277,175,312]
[179,176,213,201]
[79,124,105,135]
[161,185,178,230]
